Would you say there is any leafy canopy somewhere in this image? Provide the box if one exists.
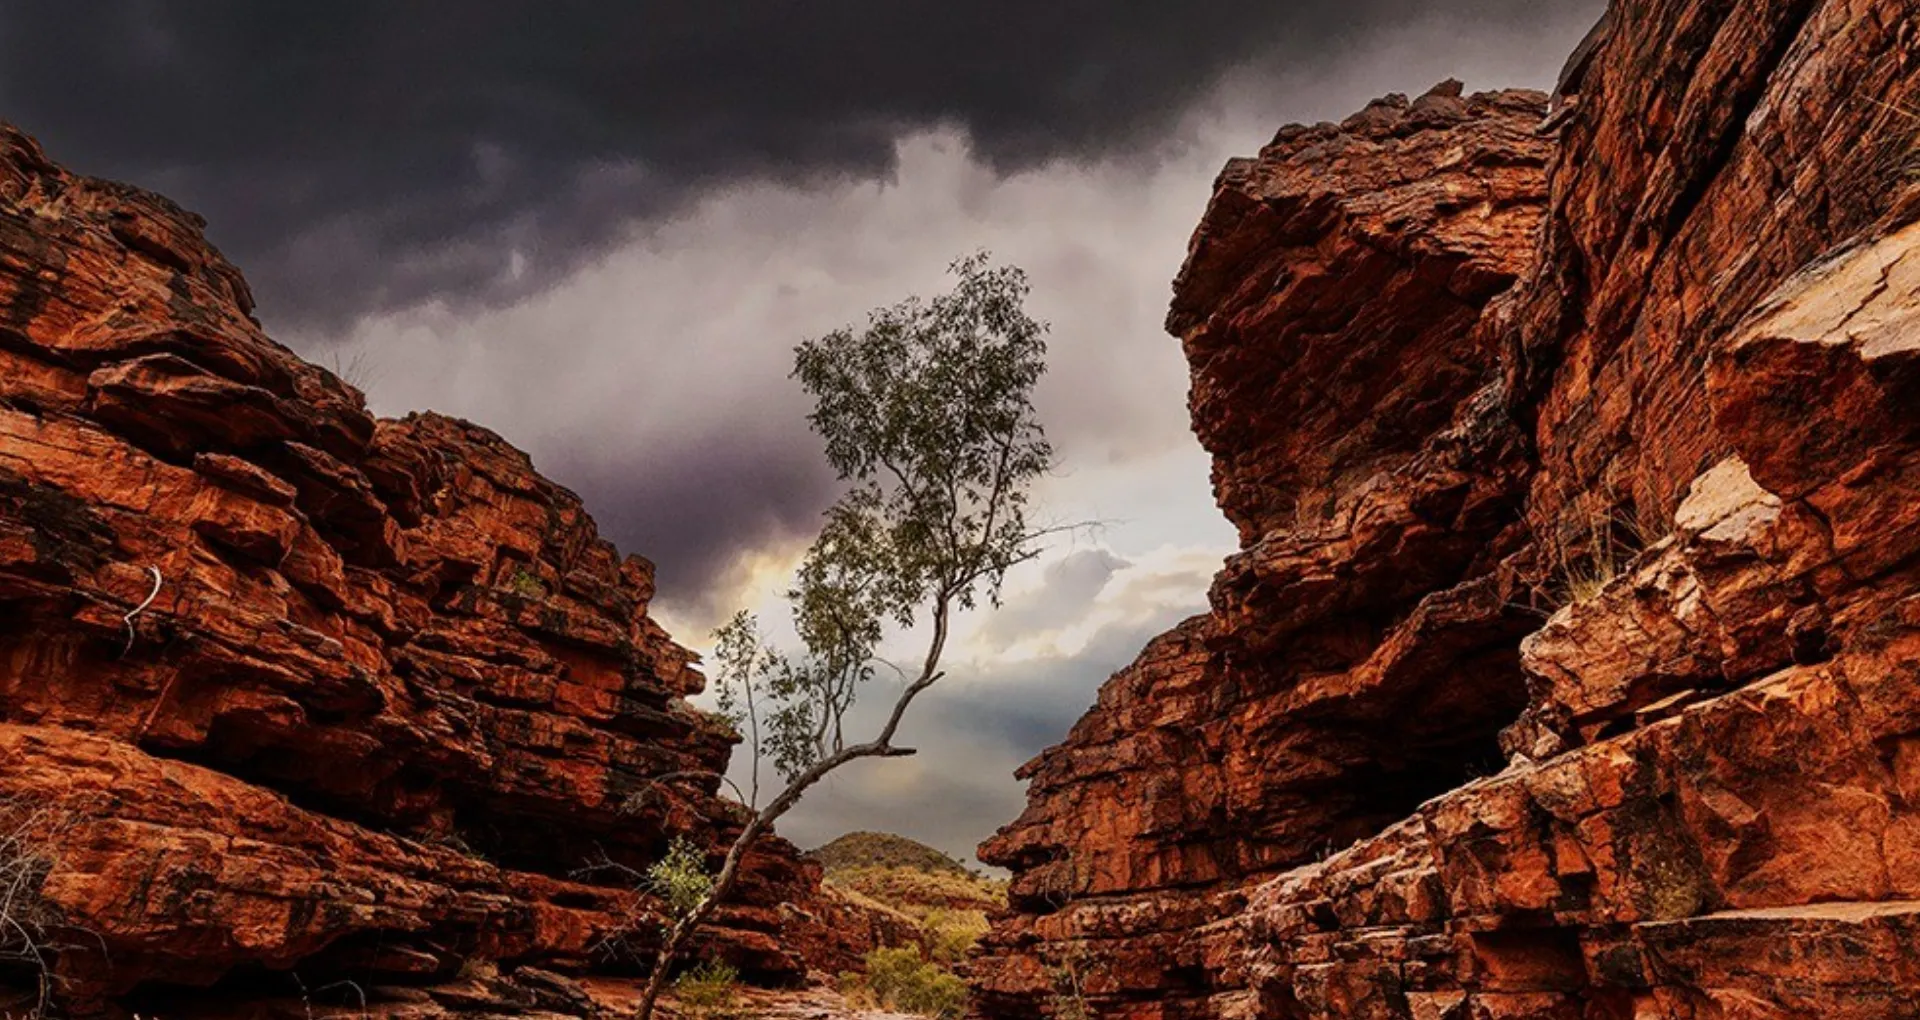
[713,252,1052,784]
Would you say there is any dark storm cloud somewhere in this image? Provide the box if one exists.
[0,0,1605,618]
[551,431,834,621]
[0,0,1598,331]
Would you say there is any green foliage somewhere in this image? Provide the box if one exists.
[672,960,741,1020]
[505,567,546,600]
[812,836,1002,968]
[828,862,985,1018]
[836,968,878,1011]
[645,837,714,922]
[921,907,990,966]
[711,608,864,787]
[712,252,1054,785]
[709,611,770,804]
[642,255,1054,1020]
[792,251,1051,620]
[856,946,969,1019]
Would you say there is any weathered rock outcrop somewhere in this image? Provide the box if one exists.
[975,81,1553,1019]
[977,2,1920,1017]
[0,123,851,1017]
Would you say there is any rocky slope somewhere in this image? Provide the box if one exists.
[975,2,1920,1017]
[0,123,860,1017]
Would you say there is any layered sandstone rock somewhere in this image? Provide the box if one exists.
[977,2,1920,1017]
[0,123,845,1017]
[976,84,1555,1019]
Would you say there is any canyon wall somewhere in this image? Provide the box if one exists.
[0,124,873,1018]
[976,2,1920,1017]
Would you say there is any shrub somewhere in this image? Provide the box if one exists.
[859,946,968,1019]
[646,837,714,922]
[920,907,989,966]
[0,801,60,1013]
[673,960,741,1020]
[505,567,546,600]
[836,969,879,1011]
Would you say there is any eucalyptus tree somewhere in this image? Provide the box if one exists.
[634,253,1057,1019]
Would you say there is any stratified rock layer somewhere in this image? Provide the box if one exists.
[977,82,1554,1019]
[976,2,1920,1017]
[0,123,839,1017]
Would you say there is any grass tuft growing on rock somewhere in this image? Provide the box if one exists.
[1867,95,1920,178]
[505,566,547,600]
[672,961,741,1020]
[1537,485,1669,611]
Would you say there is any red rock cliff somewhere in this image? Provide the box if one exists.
[0,124,849,1018]
[976,2,1920,1016]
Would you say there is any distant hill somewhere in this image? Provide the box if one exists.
[810,836,997,1019]
[807,832,1006,957]
[808,831,975,878]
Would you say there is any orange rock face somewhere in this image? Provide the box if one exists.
[0,123,845,1016]
[976,4,1920,1017]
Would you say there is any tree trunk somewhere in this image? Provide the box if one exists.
[633,600,951,1020]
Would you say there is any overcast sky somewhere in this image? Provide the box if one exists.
[0,1,1604,865]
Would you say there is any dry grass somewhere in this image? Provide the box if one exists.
[324,349,381,395]
[1534,481,1669,612]
[0,800,64,1016]
[824,864,1003,917]
[1867,95,1920,178]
